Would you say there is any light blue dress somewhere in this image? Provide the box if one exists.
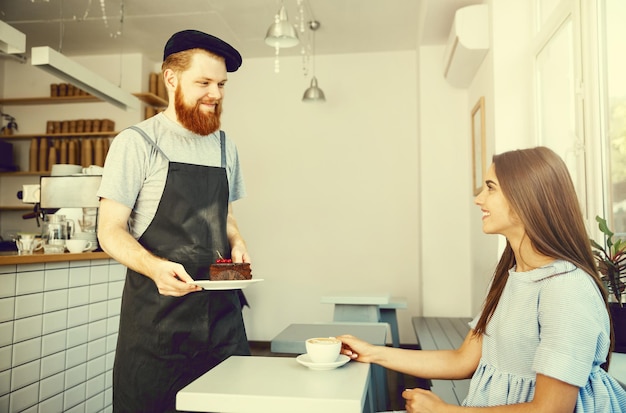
[465,260,626,411]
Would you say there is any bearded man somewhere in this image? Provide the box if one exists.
[97,30,251,413]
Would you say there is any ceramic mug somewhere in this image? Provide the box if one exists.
[305,337,342,363]
[16,234,44,255]
[65,239,93,253]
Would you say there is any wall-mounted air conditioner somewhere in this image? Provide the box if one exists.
[442,4,489,88]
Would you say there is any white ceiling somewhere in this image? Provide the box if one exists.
[0,0,482,63]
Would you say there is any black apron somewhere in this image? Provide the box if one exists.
[113,127,250,413]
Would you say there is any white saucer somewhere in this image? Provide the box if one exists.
[296,354,350,371]
[193,279,264,290]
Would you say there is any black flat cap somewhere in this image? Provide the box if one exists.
[163,30,242,72]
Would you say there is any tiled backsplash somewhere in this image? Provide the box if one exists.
[0,259,125,413]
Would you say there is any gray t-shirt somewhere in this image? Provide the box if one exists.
[97,113,246,239]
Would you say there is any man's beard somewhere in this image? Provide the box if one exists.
[174,86,222,135]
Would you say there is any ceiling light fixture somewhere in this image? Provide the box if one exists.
[31,46,140,111]
[0,20,27,63]
[265,1,300,73]
[302,20,325,103]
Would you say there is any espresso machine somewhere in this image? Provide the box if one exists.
[39,175,102,252]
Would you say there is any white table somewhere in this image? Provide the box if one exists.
[271,322,387,412]
[321,294,407,348]
[176,356,371,413]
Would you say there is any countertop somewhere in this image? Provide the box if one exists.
[0,250,110,264]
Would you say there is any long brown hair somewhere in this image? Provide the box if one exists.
[473,147,613,368]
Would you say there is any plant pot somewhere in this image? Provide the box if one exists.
[609,303,626,353]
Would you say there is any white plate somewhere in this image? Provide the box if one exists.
[296,354,350,371]
[193,279,264,290]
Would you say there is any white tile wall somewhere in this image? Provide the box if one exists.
[0,259,124,413]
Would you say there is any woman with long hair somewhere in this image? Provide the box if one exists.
[339,147,626,412]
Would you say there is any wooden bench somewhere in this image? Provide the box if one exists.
[412,317,472,405]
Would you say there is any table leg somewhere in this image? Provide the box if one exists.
[332,304,381,322]
[380,308,400,348]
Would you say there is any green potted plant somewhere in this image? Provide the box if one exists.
[591,215,626,352]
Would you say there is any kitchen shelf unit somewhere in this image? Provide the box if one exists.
[0,131,118,140]
[0,92,167,108]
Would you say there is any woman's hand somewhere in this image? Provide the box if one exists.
[336,334,378,362]
[402,388,445,413]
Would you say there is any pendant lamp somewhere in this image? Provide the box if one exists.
[302,20,325,103]
[264,3,299,48]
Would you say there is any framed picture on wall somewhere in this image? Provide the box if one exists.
[471,96,486,196]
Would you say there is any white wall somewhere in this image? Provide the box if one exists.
[221,51,421,342]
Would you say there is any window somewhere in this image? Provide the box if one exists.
[603,0,626,235]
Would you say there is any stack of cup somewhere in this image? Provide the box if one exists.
[72,231,97,251]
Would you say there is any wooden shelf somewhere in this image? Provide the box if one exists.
[0,132,118,140]
[0,96,102,105]
[133,92,168,108]
[0,92,168,108]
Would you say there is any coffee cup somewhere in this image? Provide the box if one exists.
[16,234,44,255]
[65,239,93,253]
[305,337,342,363]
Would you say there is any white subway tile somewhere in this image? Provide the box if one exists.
[9,381,39,412]
[67,306,89,328]
[69,267,90,288]
[40,351,65,379]
[15,271,44,295]
[105,334,117,353]
[0,345,11,371]
[14,294,43,320]
[106,316,120,336]
[0,265,16,274]
[16,263,44,273]
[87,337,106,360]
[43,268,69,291]
[0,298,15,323]
[86,372,105,399]
[64,384,86,412]
[41,331,66,358]
[11,359,40,391]
[64,364,86,391]
[0,273,16,298]
[86,391,105,413]
[89,284,108,304]
[90,266,108,285]
[88,320,107,342]
[0,368,9,395]
[0,395,8,413]
[12,337,41,366]
[66,344,87,371]
[66,325,88,348]
[105,352,115,371]
[86,356,106,381]
[42,310,67,335]
[88,302,107,323]
[68,286,89,308]
[108,281,124,300]
[39,372,64,403]
[43,290,68,313]
[0,322,13,347]
[37,392,63,413]
[107,298,121,318]
[13,316,42,343]
[108,264,126,282]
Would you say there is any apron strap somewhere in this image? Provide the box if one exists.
[128,125,226,168]
[220,130,226,169]
[128,125,170,161]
